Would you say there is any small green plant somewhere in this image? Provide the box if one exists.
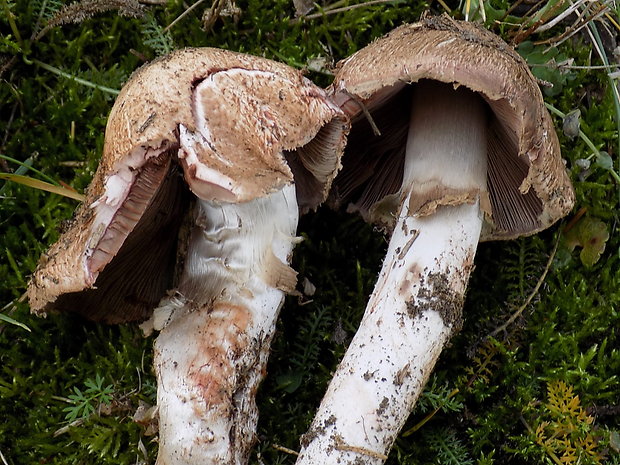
[142,11,174,56]
[62,374,115,422]
[415,378,463,416]
[276,305,334,394]
[517,41,575,97]
[405,339,501,437]
[526,380,605,465]
[423,427,474,465]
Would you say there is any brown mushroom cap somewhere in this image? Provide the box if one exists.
[330,15,574,241]
[28,47,348,323]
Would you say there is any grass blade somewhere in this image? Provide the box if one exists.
[0,173,85,201]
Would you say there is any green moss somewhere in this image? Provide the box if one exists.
[1,1,619,464]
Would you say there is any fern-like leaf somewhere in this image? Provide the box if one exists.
[291,306,332,371]
[416,377,463,415]
[464,339,500,384]
[85,421,122,458]
[276,306,333,393]
[425,427,474,465]
[529,380,604,465]
[48,0,143,26]
[32,0,64,22]
[31,0,63,35]
[141,12,174,56]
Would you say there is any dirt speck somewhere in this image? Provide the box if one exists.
[405,271,464,332]
[376,397,389,416]
[300,414,337,448]
[394,363,410,386]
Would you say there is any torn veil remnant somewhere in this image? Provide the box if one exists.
[295,15,574,465]
[27,48,348,465]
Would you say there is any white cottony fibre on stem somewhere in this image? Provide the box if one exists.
[295,82,488,465]
[153,183,299,465]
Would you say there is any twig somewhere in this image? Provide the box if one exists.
[58,160,86,167]
[535,0,585,33]
[486,235,560,339]
[334,435,388,460]
[345,91,382,136]
[0,293,26,313]
[271,444,299,456]
[53,418,86,437]
[534,2,608,47]
[163,0,208,32]
[202,0,229,33]
[562,207,587,234]
[509,0,567,44]
[0,56,18,78]
[505,0,547,39]
[296,0,397,21]
[318,0,348,12]
[500,0,526,22]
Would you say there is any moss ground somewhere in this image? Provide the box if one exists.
[1,1,619,464]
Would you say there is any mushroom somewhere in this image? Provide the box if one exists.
[295,15,574,465]
[27,48,349,464]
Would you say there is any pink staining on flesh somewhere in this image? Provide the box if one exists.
[189,301,252,408]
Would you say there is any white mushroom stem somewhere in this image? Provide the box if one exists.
[152,183,299,465]
[295,82,488,464]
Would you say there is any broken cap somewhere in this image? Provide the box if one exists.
[27,47,348,324]
[330,14,574,241]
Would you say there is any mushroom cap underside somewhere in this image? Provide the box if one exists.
[27,47,349,323]
[330,15,575,241]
